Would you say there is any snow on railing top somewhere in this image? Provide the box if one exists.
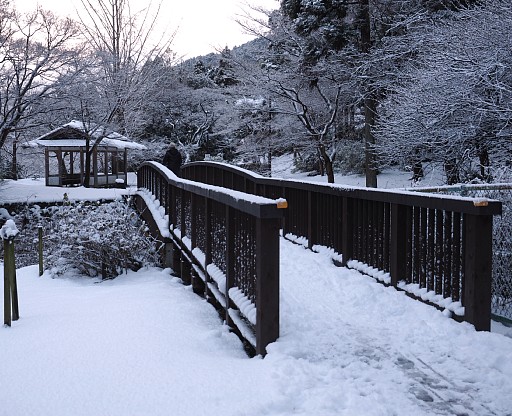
[182,161,501,216]
[143,161,287,218]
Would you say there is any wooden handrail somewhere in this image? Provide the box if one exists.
[182,161,502,331]
[136,161,284,356]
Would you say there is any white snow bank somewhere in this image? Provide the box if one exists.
[0,177,135,204]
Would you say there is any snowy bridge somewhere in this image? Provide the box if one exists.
[135,161,502,355]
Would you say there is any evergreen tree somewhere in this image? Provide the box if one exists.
[278,0,468,186]
[280,0,352,63]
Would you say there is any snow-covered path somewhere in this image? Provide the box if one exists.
[0,238,511,415]
[273,240,512,415]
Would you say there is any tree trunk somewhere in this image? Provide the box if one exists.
[325,158,334,184]
[363,95,378,188]
[360,0,371,53]
[313,146,324,177]
[267,149,272,178]
[0,128,10,155]
[84,140,91,188]
[478,145,491,182]
[444,159,459,185]
[360,0,378,188]
[318,144,335,183]
[411,146,424,181]
[12,138,18,180]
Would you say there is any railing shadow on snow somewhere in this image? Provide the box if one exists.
[135,161,286,356]
[181,161,502,331]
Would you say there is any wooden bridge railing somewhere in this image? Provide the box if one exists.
[408,183,512,323]
[136,162,285,355]
[181,161,502,331]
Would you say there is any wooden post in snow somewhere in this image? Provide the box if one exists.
[2,220,20,326]
[38,226,44,276]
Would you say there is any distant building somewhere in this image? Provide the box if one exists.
[26,120,146,188]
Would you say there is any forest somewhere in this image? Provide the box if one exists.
[0,0,510,187]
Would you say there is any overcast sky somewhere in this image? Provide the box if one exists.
[18,0,278,59]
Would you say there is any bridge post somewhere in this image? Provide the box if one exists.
[169,183,177,228]
[390,203,408,287]
[180,189,186,238]
[171,243,181,274]
[341,197,354,266]
[255,217,280,356]
[204,199,212,299]
[161,242,173,268]
[224,206,236,327]
[190,194,197,248]
[307,191,317,250]
[180,252,191,285]
[463,213,493,331]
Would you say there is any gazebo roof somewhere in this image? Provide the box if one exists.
[26,120,146,150]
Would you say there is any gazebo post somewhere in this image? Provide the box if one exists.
[124,149,127,187]
[80,147,84,186]
[93,147,98,187]
[112,150,118,176]
[44,148,50,186]
[56,148,64,186]
[105,147,109,187]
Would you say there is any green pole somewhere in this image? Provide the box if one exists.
[38,226,43,276]
[7,238,19,321]
[3,238,12,327]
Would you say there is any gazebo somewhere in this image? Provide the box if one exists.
[26,120,146,188]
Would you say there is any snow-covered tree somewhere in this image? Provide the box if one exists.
[376,0,512,184]
[3,198,160,277]
[237,8,359,182]
[41,0,178,185]
[0,4,80,174]
[277,0,454,186]
[75,0,177,134]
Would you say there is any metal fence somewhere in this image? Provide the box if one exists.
[409,184,512,323]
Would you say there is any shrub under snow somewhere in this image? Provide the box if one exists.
[1,198,160,279]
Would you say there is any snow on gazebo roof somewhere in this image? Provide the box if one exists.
[26,120,146,150]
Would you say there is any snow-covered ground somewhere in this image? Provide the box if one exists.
[0,173,138,205]
[270,154,445,189]
[1,244,511,416]
[1,164,511,415]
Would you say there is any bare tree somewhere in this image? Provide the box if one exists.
[237,8,356,183]
[0,4,80,167]
[76,0,177,133]
[272,81,341,183]
[56,0,178,186]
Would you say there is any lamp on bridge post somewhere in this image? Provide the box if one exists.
[2,219,20,327]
